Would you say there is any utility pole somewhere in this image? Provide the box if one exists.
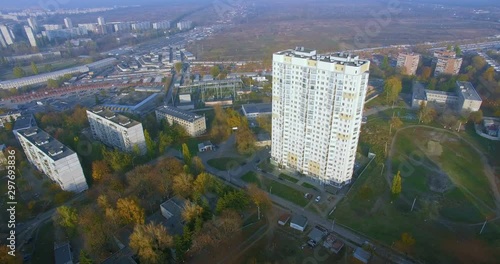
[331,219,335,231]
[411,197,417,212]
[380,163,385,176]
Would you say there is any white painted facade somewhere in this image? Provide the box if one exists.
[271,47,370,186]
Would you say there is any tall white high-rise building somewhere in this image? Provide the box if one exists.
[87,107,147,154]
[271,47,370,186]
[0,24,14,45]
[27,17,39,32]
[16,127,88,193]
[0,33,7,48]
[97,16,106,26]
[24,26,37,47]
[64,17,73,28]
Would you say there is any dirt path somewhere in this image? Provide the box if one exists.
[387,125,500,215]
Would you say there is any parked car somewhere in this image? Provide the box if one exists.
[315,196,321,202]
[304,193,313,199]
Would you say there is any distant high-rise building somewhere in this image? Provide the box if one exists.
[396,53,420,75]
[24,26,37,47]
[176,20,192,31]
[113,22,131,32]
[16,127,88,193]
[27,17,38,32]
[86,107,147,154]
[0,33,7,48]
[131,21,152,31]
[271,47,370,186]
[43,24,63,30]
[97,16,106,26]
[0,24,14,45]
[433,50,462,76]
[64,17,73,28]
[153,20,171,30]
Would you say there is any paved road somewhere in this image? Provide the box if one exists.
[198,138,416,264]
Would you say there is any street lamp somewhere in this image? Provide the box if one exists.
[270,186,273,194]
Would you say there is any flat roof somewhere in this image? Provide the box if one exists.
[18,127,75,161]
[412,82,427,101]
[156,105,203,122]
[89,107,141,128]
[457,81,482,101]
[242,103,272,115]
[290,214,308,227]
[54,242,72,264]
[275,48,369,67]
[13,114,36,131]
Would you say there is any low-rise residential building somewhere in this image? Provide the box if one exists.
[160,196,186,235]
[155,106,206,137]
[396,52,420,75]
[16,127,88,193]
[411,81,482,112]
[289,215,308,232]
[87,107,147,154]
[242,103,272,119]
[54,242,73,264]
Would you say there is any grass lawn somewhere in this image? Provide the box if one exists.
[31,221,55,264]
[240,172,309,207]
[278,173,299,183]
[207,157,245,171]
[301,182,317,190]
[241,171,261,188]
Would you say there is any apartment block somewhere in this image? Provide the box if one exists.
[396,53,419,75]
[155,106,206,137]
[16,127,88,193]
[433,50,462,76]
[87,107,147,154]
[272,47,370,186]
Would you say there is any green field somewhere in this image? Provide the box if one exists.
[278,173,299,183]
[241,172,309,207]
[334,125,500,263]
[207,157,245,171]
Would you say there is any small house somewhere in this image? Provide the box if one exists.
[353,247,371,264]
[277,213,291,226]
[198,141,213,152]
[289,215,308,232]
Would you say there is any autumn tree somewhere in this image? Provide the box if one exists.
[13,66,26,78]
[472,56,486,71]
[247,184,271,220]
[102,148,132,172]
[116,197,145,225]
[394,232,416,253]
[236,118,256,155]
[54,206,79,236]
[384,76,403,104]
[210,104,231,142]
[144,129,156,159]
[191,209,242,252]
[173,173,194,198]
[454,45,462,56]
[418,102,437,124]
[158,131,172,154]
[129,223,173,264]
[483,67,495,82]
[420,66,432,81]
[389,116,403,135]
[79,251,93,264]
[0,245,23,264]
[469,110,483,124]
[391,171,402,195]
[210,65,220,78]
[91,160,111,181]
[216,190,249,213]
[256,115,272,134]
[191,156,205,176]
[193,172,212,197]
[182,202,204,223]
[78,206,115,258]
[47,78,60,88]
[31,62,39,75]
[174,62,183,74]
[181,143,191,167]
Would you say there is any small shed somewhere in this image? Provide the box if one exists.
[277,213,290,226]
[353,247,372,264]
[54,242,73,264]
[198,141,213,152]
[289,215,308,232]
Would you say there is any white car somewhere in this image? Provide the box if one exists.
[315,196,321,202]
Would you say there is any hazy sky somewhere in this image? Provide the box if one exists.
[1,0,498,9]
